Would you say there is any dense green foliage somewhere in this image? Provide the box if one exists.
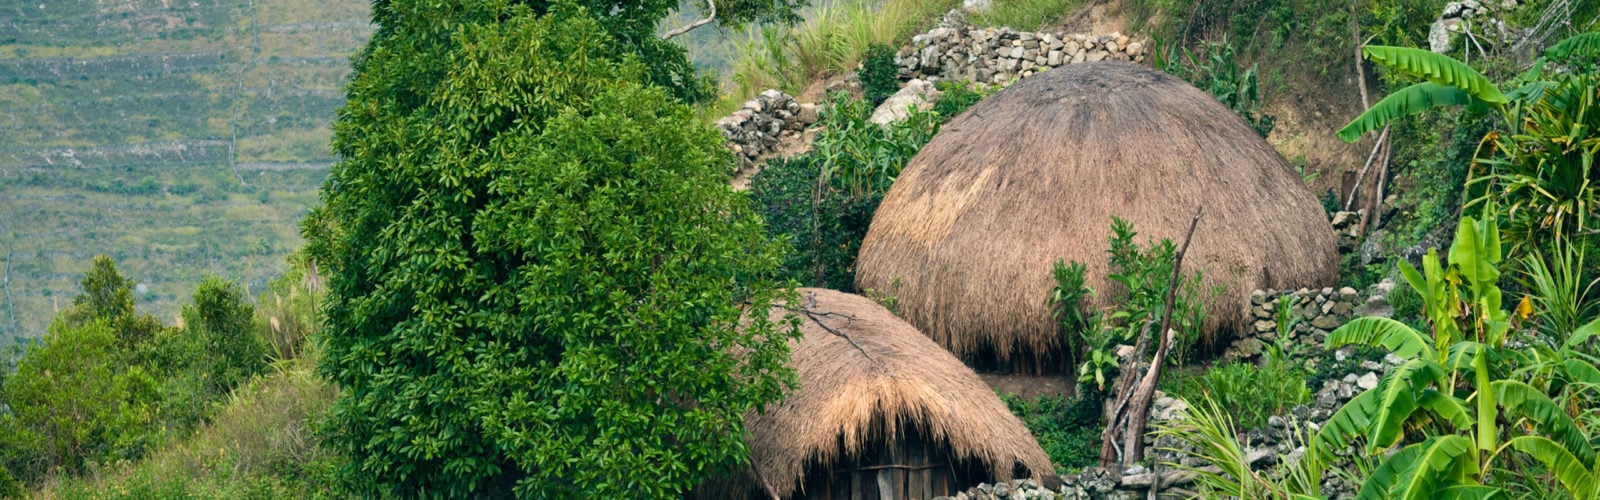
[0,257,267,489]
[1100,217,1213,363]
[1051,260,1095,375]
[749,90,973,291]
[1160,362,1310,430]
[303,3,801,496]
[1155,39,1275,137]
[1001,391,1105,473]
[858,43,901,105]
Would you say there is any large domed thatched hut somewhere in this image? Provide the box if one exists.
[697,288,1054,499]
[855,61,1338,371]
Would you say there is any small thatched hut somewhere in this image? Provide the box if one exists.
[698,288,1055,499]
[855,61,1338,371]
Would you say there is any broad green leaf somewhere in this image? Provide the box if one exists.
[1507,436,1598,498]
[1418,389,1472,431]
[1315,388,1380,455]
[1363,46,1508,104]
[1450,216,1501,297]
[1435,485,1505,499]
[1369,358,1446,452]
[1545,32,1600,62]
[1392,436,1479,500]
[1494,380,1597,469]
[1326,317,1434,360]
[1338,83,1472,142]
[1356,442,1420,500]
[1566,316,1600,350]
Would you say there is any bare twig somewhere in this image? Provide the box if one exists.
[786,292,876,363]
[1120,208,1203,471]
[1099,208,1203,471]
[1352,0,1370,110]
[662,0,716,40]
[1344,125,1389,211]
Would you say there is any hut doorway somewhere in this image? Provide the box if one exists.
[795,426,990,500]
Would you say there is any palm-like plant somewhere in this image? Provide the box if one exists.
[1338,33,1600,253]
[1311,211,1600,497]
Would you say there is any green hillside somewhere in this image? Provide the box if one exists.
[0,0,370,345]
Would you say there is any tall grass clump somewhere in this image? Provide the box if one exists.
[728,0,959,99]
[974,0,1086,32]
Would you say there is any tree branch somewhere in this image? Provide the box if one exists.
[1119,207,1202,471]
[662,0,717,40]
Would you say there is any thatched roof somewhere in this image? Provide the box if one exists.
[700,288,1055,498]
[855,61,1338,363]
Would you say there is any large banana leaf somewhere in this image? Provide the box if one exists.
[1449,216,1502,298]
[1435,485,1506,499]
[1493,379,1597,469]
[1545,31,1600,62]
[1364,46,1508,104]
[1356,443,1420,500]
[1337,83,1472,142]
[1418,388,1472,431]
[1326,316,1435,360]
[1314,388,1379,454]
[1360,436,1480,500]
[1507,435,1598,499]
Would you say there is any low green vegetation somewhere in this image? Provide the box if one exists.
[749,87,981,291]
[1154,38,1275,137]
[0,256,278,491]
[972,0,1087,32]
[1160,362,1310,430]
[1001,391,1105,474]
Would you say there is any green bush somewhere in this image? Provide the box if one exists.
[858,43,900,105]
[1161,362,1309,430]
[1154,38,1274,137]
[749,93,943,291]
[1103,217,1213,362]
[931,80,987,118]
[302,5,799,497]
[1,320,162,479]
[1001,391,1104,473]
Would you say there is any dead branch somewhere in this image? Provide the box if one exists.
[662,0,717,40]
[1099,208,1203,472]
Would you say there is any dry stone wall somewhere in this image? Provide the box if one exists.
[897,13,1147,86]
[713,89,819,172]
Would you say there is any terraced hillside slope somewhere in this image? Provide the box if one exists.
[0,0,371,345]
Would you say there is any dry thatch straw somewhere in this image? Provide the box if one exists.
[698,288,1054,498]
[855,61,1338,364]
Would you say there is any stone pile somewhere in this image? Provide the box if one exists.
[712,89,819,172]
[1223,281,1396,362]
[1428,0,1523,53]
[938,478,1060,500]
[1330,210,1363,254]
[897,13,1147,85]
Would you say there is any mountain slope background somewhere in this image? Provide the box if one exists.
[0,0,371,345]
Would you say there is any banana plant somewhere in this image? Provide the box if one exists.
[1310,213,1511,498]
[1337,46,1508,142]
[1337,32,1600,144]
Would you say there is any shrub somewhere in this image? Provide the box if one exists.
[1001,391,1104,473]
[858,43,900,105]
[1160,362,1309,430]
[749,93,944,291]
[974,0,1087,32]
[303,5,799,496]
[0,320,162,479]
[1154,38,1275,137]
[1102,217,1213,362]
[931,79,988,118]
[254,255,323,361]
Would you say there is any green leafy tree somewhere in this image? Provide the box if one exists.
[63,256,165,349]
[0,320,160,480]
[303,3,798,497]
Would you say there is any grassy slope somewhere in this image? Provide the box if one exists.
[0,0,370,346]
